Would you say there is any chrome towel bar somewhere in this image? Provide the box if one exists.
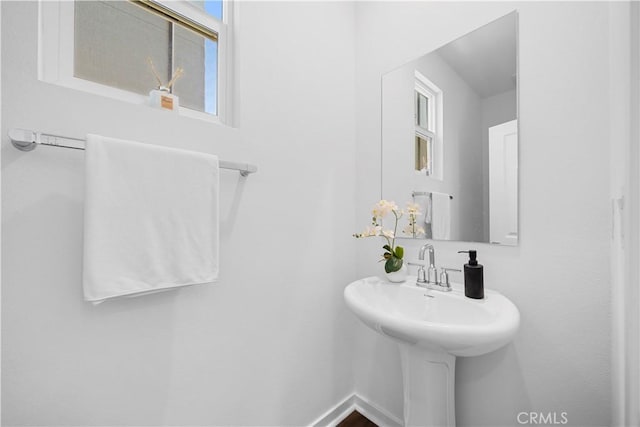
[8,128,258,177]
[412,190,453,200]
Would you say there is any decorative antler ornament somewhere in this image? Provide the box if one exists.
[147,57,184,92]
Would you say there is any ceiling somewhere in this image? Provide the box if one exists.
[436,12,517,98]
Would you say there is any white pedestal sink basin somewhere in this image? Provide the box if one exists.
[344,276,519,427]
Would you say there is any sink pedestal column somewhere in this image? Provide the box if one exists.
[398,343,456,427]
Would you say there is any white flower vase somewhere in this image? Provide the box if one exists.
[384,262,408,283]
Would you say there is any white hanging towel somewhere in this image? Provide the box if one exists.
[82,134,220,304]
[431,192,451,240]
[423,194,432,225]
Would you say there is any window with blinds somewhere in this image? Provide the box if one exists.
[72,0,224,116]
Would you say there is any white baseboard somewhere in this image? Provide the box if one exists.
[9,393,402,427]
[310,393,403,427]
[310,394,357,427]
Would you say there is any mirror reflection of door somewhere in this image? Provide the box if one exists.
[489,119,518,245]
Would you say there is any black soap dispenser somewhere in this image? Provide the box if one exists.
[458,250,484,299]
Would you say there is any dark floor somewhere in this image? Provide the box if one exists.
[337,411,378,427]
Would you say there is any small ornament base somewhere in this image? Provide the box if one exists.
[149,88,179,112]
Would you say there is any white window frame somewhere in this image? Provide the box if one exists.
[414,71,443,180]
[38,0,233,125]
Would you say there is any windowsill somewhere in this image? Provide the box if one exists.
[414,171,444,182]
[44,75,222,125]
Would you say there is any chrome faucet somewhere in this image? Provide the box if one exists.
[413,244,453,292]
[419,244,438,285]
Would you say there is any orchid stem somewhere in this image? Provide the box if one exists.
[391,210,399,253]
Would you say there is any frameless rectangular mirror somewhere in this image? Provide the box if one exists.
[382,11,519,246]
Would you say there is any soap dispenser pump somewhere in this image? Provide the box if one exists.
[458,250,484,299]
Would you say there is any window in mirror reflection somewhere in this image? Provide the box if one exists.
[416,92,429,128]
[415,135,431,172]
[414,71,443,179]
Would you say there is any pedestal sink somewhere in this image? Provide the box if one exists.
[344,276,519,427]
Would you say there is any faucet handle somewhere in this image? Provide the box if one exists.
[439,268,461,287]
[407,262,427,283]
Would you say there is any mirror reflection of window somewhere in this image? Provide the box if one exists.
[415,135,431,172]
[414,73,442,176]
[417,93,429,128]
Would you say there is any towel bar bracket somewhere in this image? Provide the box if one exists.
[10,129,38,152]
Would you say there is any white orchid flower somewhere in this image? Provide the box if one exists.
[372,199,399,219]
[406,201,422,215]
[382,229,395,239]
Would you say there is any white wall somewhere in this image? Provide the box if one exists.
[1,2,357,426]
[627,4,640,424]
[355,2,613,426]
[611,2,636,425]
[0,2,3,421]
